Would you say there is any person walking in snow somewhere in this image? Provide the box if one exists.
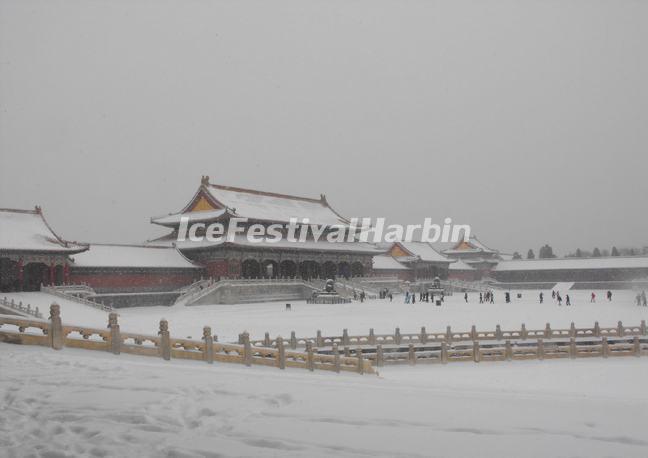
[490,291,494,304]
[539,292,544,304]
[636,293,642,306]
[389,292,393,302]
[479,292,483,304]
[404,291,410,304]
[464,292,468,303]
[557,293,562,306]
[590,292,596,303]
[412,294,416,304]
[566,294,571,306]
[642,290,647,306]
[607,290,612,301]
[552,290,556,299]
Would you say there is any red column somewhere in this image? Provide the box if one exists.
[49,262,55,286]
[63,263,70,285]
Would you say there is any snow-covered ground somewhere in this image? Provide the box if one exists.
[2,288,648,457]
[2,343,648,458]
[3,289,647,343]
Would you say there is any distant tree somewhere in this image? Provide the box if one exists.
[527,249,535,259]
[611,246,620,256]
[575,248,583,258]
[539,244,556,259]
[592,247,601,257]
[512,251,522,260]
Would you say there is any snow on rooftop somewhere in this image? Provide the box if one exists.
[372,255,410,270]
[206,184,348,226]
[495,256,648,272]
[151,209,227,226]
[396,241,449,263]
[71,244,200,269]
[157,234,384,254]
[449,259,475,270]
[0,208,87,253]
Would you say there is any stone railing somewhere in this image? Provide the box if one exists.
[41,285,112,312]
[0,304,374,375]
[352,335,647,367]
[248,320,648,349]
[0,297,42,318]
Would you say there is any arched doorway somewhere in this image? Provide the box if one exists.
[322,261,337,280]
[261,260,279,278]
[337,262,351,279]
[24,262,48,291]
[279,260,297,278]
[241,259,261,279]
[298,261,321,280]
[351,262,364,278]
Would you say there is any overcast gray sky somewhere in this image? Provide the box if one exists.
[1,0,646,255]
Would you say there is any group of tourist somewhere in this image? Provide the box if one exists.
[404,291,443,304]
[636,291,647,306]
[378,289,393,301]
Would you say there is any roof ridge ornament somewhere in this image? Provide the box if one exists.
[201,175,210,186]
[34,205,42,214]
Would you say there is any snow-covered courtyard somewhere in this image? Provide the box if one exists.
[2,341,648,458]
[2,288,648,457]
[2,289,646,342]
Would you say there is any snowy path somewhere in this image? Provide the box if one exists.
[1,343,648,458]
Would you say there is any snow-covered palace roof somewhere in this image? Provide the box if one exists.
[391,241,450,263]
[494,256,648,272]
[372,255,411,271]
[151,176,350,228]
[71,244,201,269]
[0,207,88,254]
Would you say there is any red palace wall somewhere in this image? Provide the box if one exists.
[70,269,201,293]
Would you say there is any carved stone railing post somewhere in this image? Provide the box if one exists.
[569,338,576,359]
[594,321,600,337]
[242,332,252,366]
[633,336,641,357]
[394,327,401,345]
[333,343,340,372]
[376,344,384,367]
[441,342,448,364]
[108,312,120,355]
[49,303,63,350]
[505,340,512,361]
[276,336,285,369]
[316,330,323,347]
[420,326,427,344]
[544,323,551,338]
[521,323,527,340]
[495,325,502,340]
[408,344,416,365]
[158,319,171,361]
[617,321,624,337]
[570,322,576,338]
[305,342,314,371]
[473,341,480,363]
[203,326,213,364]
[290,331,297,349]
[342,328,349,346]
[446,326,452,343]
[641,320,647,336]
[263,332,271,347]
[356,347,364,374]
[368,328,376,345]
[537,338,544,360]
[602,337,609,358]
[470,325,477,341]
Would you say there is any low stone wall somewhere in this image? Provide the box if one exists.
[191,280,317,305]
[91,291,181,308]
